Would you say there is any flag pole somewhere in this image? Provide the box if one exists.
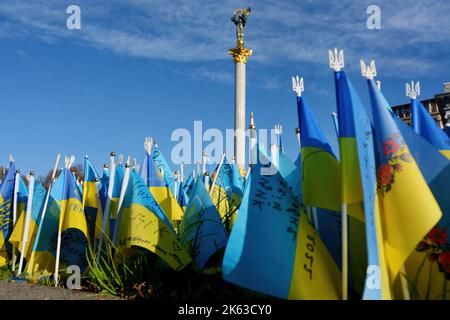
[331,112,339,137]
[112,157,131,245]
[295,128,301,149]
[11,168,21,272]
[97,152,116,259]
[202,152,208,175]
[180,164,184,183]
[210,153,226,196]
[26,154,60,276]
[173,171,179,201]
[18,172,35,275]
[196,161,201,176]
[341,203,348,300]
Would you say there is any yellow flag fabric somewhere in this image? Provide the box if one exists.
[82,181,103,240]
[150,186,184,222]
[117,171,191,270]
[288,211,341,299]
[368,79,443,297]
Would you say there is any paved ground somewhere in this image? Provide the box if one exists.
[0,280,120,300]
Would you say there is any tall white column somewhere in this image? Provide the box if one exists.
[234,61,246,170]
[230,8,252,173]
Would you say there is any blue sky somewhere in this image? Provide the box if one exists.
[0,0,449,177]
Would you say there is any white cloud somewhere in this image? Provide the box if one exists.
[0,0,448,78]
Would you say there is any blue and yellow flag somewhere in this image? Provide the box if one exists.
[26,173,64,276]
[222,164,341,299]
[210,157,244,223]
[335,70,392,299]
[58,168,90,271]
[0,162,19,264]
[142,152,184,222]
[9,182,47,262]
[367,78,442,298]
[334,71,366,220]
[296,95,342,213]
[411,98,450,159]
[115,170,191,270]
[83,158,103,241]
[179,178,228,269]
[373,82,450,299]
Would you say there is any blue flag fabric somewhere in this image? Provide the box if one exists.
[152,145,175,192]
[411,98,450,158]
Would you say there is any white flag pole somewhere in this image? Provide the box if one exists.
[331,112,339,137]
[295,128,301,149]
[97,152,116,259]
[196,162,201,176]
[210,153,226,197]
[179,164,184,183]
[26,154,60,275]
[17,172,35,275]
[112,157,131,245]
[202,152,207,175]
[11,168,21,272]
[173,171,179,201]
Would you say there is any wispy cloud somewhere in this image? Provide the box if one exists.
[175,68,233,84]
[0,0,449,78]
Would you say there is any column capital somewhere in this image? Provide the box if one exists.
[229,46,253,64]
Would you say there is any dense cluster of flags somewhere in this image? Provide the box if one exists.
[0,49,449,300]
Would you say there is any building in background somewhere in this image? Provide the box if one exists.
[392,83,450,128]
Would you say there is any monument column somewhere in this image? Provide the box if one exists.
[229,8,252,173]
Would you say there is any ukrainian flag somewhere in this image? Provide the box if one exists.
[210,157,233,220]
[9,182,47,263]
[0,162,19,264]
[334,71,365,215]
[223,164,341,299]
[367,78,442,298]
[411,98,450,159]
[82,158,103,241]
[115,170,191,271]
[57,168,90,271]
[179,178,228,269]
[334,70,392,299]
[296,95,342,214]
[26,173,64,277]
[142,152,184,222]
[375,82,450,299]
